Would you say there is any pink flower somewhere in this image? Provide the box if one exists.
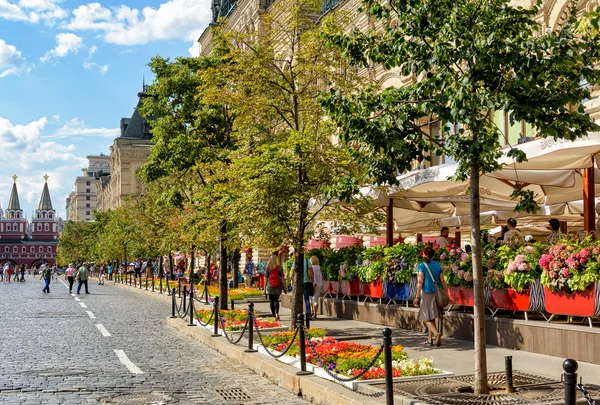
[517,263,528,271]
[515,254,526,263]
[449,249,456,256]
[549,271,558,279]
[456,247,463,254]
[580,258,587,264]
[508,262,518,272]
[457,270,465,279]
[464,272,473,282]
[439,252,447,260]
[523,246,535,254]
[452,264,459,272]
[506,268,513,275]
[460,253,469,262]
[561,268,570,278]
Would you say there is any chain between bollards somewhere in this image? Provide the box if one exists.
[211,296,220,337]
[383,328,394,405]
[564,358,578,405]
[245,302,257,353]
[296,314,312,376]
[169,288,177,318]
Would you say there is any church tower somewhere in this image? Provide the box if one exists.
[31,174,58,241]
[0,175,27,239]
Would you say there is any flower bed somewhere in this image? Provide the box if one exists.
[195,309,284,332]
[260,329,441,381]
[201,286,264,301]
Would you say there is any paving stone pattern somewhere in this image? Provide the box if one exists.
[0,277,309,405]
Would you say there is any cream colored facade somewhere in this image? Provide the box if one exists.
[96,89,153,212]
[66,155,110,222]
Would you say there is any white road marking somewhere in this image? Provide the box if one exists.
[71,294,76,297]
[114,350,144,374]
[86,311,96,319]
[74,297,81,302]
[95,324,111,337]
[79,302,87,308]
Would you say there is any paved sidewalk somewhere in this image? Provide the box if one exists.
[251,301,600,386]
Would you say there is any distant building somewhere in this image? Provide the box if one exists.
[96,86,153,212]
[0,175,58,268]
[66,155,110,221]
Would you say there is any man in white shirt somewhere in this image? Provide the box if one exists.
[503,218,524,245]
[437,227,450,248]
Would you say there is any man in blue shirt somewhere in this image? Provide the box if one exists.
[244,258,254,287]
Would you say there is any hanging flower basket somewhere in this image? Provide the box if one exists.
[385,281,411,300]
[362,279,384,298]
[341,279,361,296]
[447,286,474,306]
[544,284,596,317]
[489,288,531,311]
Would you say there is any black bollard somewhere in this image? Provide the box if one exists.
[169,288,177,318]
[305,312,310,330]
[182,285,187,314]
[204,282,209,305]
[231,299,235,310]
[178,278,181,297]
[382,328,394,405]
[188,285,195,326]
[152,274,155,292]
[296,313,312,376]
[563,359,578,405]
[505,355,514,393]
[159,276,163,294]
[245,303,257,353]
[211,297,221,337]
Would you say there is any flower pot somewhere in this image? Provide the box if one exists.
[489,288,531,311]
[323,280,340,295]
[341,279,361,296]
[446,286,474,306]
[385,282,411,300]
[544,284,596,317]
[362,279,383,298]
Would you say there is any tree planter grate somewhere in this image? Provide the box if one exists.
[215,388,253,402]
[374,371,600,404]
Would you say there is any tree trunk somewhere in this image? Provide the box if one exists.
[169,253,174,280]
[158,256,164,278]
[290,199,309,329]
[470,159,489,395]
[232,249,241,288]
[206,254,211,286]
[219,221,228,310]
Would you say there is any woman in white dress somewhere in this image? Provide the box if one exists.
[310,256,323,319]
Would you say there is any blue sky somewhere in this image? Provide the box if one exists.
[0,0,211,218]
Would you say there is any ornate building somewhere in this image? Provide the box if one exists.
[0,175,58,267]
[96,87,153,212]
[66,154,110,221]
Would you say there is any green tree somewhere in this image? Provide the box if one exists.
[320,0,600,393]
[202,0,372,325]
[139,55,239,309]
[57,221,93,265]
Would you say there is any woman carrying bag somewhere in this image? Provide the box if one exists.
[413,247,448,347]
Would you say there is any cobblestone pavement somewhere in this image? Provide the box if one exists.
[0,276,309,405]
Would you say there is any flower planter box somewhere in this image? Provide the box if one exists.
[195,320,288,334]
[489,288,531,311]
[341,280,361,296]
[361,279,384,298]
[323,280,340,295]
[447,286,474,306]
[544,284,596,317]
[385,282,411,301]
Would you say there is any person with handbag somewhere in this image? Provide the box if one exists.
[413,247,447,347]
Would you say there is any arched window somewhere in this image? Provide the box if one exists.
[13,246,17,253]
[4,247,8,253]
[39,246,43,253]
[44,223,49,232]
[30,246,34,253]
[21,246,25,253]
[37,223,42,231]
[47,246,52,253]
[48,213,53,219]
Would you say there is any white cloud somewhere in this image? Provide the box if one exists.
[1,0,67,25]
[0,39,27,78]
[82,44,109,73]
[40,32,83,62]
[47,117,118,139]
[88,44,96,57]
[65,0,211,46]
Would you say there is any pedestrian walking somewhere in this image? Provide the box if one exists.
[98,265,105,285]
[107,263,113,281]
[264,254,285,321]
[65,263,76,293]
[75,262,90,294]
[6,264,12,283]
[13,265,19,281]
[244,257,254,287]
[41,264,52,293]
[310,256,323,319]
[51,265,58,283]
[256,258,266,288]
[413,247,447,347]
[19,264,25,282]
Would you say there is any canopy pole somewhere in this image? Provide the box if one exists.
[455,231,461,247]
[583,162,595,233]
[386,198,394,247]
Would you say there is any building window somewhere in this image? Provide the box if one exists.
[30,247,34,253]
[48,213,52,219]
[4,247,7,253]
[47,246,52,253]
[39,246,43,253]
[86,188,90,193]
[21,246,25,253]
[86,211,90,216]
[44,223,49,232]
[86,203,90,208]
[86,181,91,186]
[13,246,17,253]
[86,196,90,200]
[37,223,42,231]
